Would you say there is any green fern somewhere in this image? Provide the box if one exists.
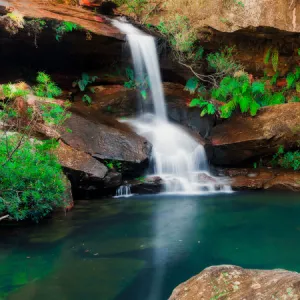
[251,81,265,94]
[286,73,296,89]
[249,101,260,116]
[264,48,271,64]
[189,97,216,116]
[271,49,279,72]
[184,77,199,94]
[33,72,62,98]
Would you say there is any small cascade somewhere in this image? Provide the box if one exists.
[113,19,231,194]
[115,185,132,198]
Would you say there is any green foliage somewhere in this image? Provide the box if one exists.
[124,67,149,100]
[105,160,122,172]
[207,46,242,76]
[55,21,79,41]
[264,48,271,64]
[82,94,92,105]
[189,97,216,116]
[40,102,71,126]
[157,15,197,53]
[127,0,148,19]
[73,73,98,104]
[272,146,300,171]
[74,73,98,92]
[184,77,200,94]
[264,47,279,72]
[271,49,279,72]
[0,137,66,221]
[2,84,29,99]
[33,72,62,98]
[291,96,300,102]
[211,75,278,118]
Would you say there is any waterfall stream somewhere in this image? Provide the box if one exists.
[113,19,231,194]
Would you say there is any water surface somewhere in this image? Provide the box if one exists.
[1,192,300,299]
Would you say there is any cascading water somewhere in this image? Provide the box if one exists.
[115,184,132,198]
[113,19,231,194]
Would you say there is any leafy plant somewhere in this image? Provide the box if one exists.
[272,146,300,171]
[2,84,29,99]
[74,73,98,92]
[73,73,98,105]
[33,72,62,98]
[189,97,216,116]
[264,47,279,72]
[157,15,197,54]
[207,46,242,76]
[55,21,79,41]
[124,67,149,100]
[40,102,71,126]
[105,160,122,172]
[0,136,67,221]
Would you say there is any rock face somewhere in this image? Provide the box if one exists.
[2,0,123,39]
[221,168,300,191]
[169,265,300,300]
[61,111,151,175]
[210,103,300,166]
[55,141,108,180]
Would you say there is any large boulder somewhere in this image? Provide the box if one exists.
[61,111,151,176]
[220,168,300,192]
[210,103,300,166]
[169,265,300,300]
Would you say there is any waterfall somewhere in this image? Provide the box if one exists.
[113,19,231,194]
[115,185,132,198]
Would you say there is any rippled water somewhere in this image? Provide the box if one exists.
[1,192,300,299]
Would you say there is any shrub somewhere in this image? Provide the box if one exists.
[124,67,149,100]
[207,46,243,76]
[55,21,79,41]
[73,73,98,104]
[0,137,66,221]
[157,15,197,54]
[272,146,300,171]
[33,72,62,98]
[189,97,216,116]
[211,75,285,118]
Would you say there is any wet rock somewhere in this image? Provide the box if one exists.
[210,103,300,166]
[169,265,300,300]
[220,168,300,192]
[61,112,151,176]
[129,176,164,194]
[165,82,215,139]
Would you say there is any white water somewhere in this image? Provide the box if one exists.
[113,19,231,194]
[115,185,132,198]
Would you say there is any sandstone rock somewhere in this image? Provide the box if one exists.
[169,265,300,300]
[129,176,164,194]
[1,0,123,39]
[61,112,151,175]
[54,140,108,180]
[220,168,300,192]
[210,103,300,166]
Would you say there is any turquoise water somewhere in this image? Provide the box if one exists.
[1,192,300,299]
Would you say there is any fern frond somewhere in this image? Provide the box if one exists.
[264,48,271,64]
[271,49,279,72]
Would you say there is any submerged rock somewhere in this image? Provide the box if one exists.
[210,103,300,166]
[169,265,300,300]
[220,168,300,192]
